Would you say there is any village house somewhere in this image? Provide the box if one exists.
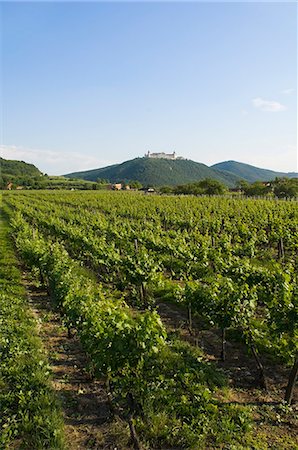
[108,183,122,190]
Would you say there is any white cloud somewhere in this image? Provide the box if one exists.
[252,97,286,112]
[0,145,112,175]
[281,88,295,95]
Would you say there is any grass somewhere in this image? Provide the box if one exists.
[0,197,65,449]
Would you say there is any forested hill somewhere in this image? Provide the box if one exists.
[0,157,42,177]
[0,157,97,190]
[3,155,297,189]
[212,160,298,183]
[65,157,241,187]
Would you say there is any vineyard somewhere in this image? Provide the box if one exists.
[1,190,297,449]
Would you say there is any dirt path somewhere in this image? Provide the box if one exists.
[23,272,131,450]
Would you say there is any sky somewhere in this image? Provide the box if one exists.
[0,1,297,175]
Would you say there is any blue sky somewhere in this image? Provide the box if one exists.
[0,1,297,174]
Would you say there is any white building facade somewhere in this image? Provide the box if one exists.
[145,151,184,160]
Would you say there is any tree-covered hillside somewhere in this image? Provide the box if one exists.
[65,157,240,187]
[0,157,43,189]
[0,157,42,177]
[212,160,298,183]
[0,157,99,190]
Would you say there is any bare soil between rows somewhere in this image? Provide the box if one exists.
[22,272,132,450]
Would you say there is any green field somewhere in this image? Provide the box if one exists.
[1,190,297,449]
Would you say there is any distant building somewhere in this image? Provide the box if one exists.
[145,151,185,160]
[110,183,122,190]
[144,188,155,194]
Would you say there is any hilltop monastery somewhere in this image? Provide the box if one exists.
[145,151,185,160]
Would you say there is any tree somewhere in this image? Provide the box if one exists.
[174,178,226,196]
[243,181,271,197]
[235,179,249,192]
[273,178,298,198]
[159,186,173,194]
[130,180,143,190]
[198,178,226,195]
[96,178,109,185]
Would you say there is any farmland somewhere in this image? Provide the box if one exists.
[1,190,297,449]
[0,196,64,449]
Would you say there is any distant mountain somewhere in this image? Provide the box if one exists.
[0,157,100,190]
[3,155,296,190]
[212,160,298,183]
[0,157,42,178]
[65,157,241,187]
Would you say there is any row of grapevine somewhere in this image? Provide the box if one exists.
[4,192,297,374]
[8,210,254,448]
[5,191,298,265]
[0,207,65,449]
